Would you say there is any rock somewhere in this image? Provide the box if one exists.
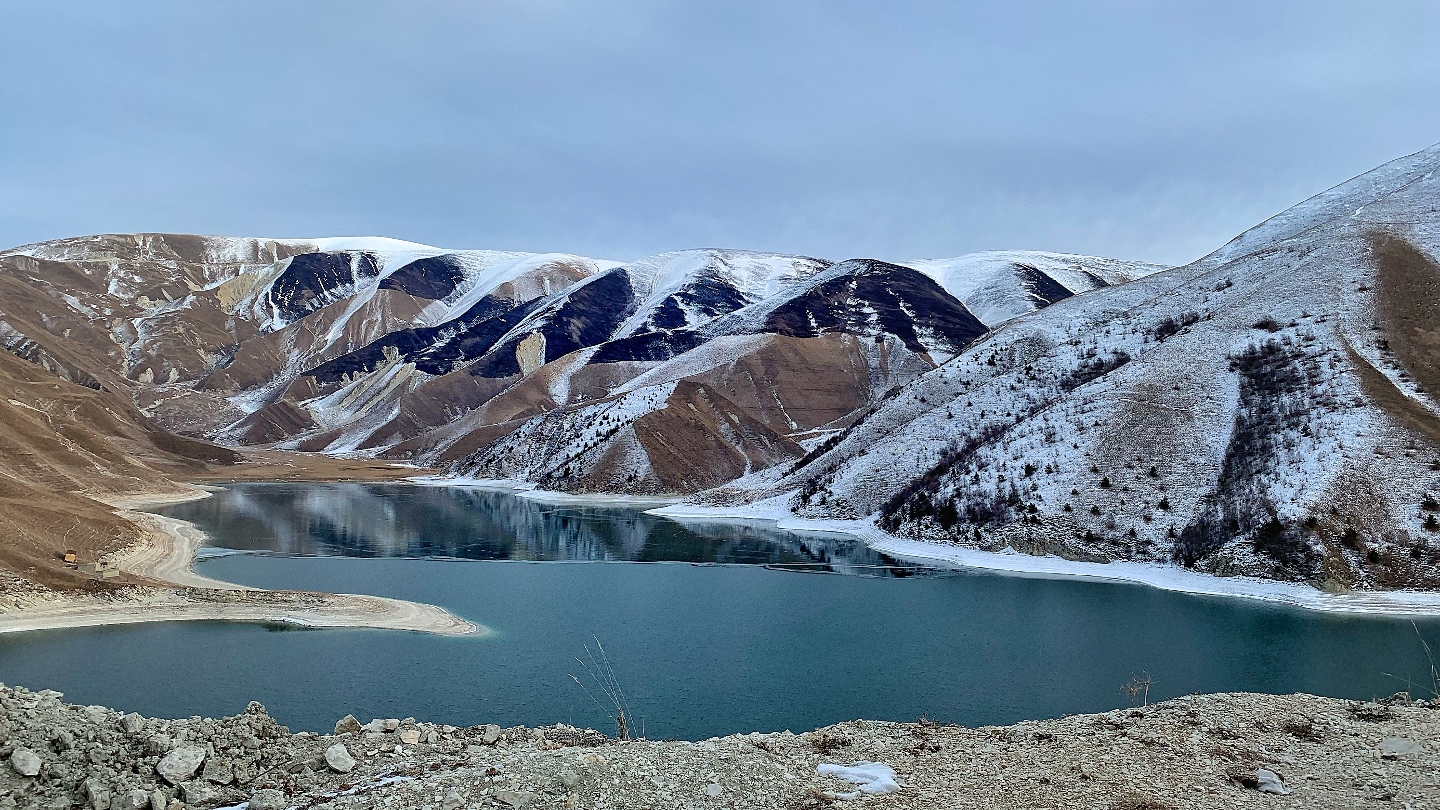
[156,745,206,785]
[82,777,111,810]
[398,728,422,745]
[334,714,362,735]
[559,768,582,789]
[1349,702,1393,721]
[179,780,219,806]
[8,747,40,777]
[496,790,534,808]
[442,788,465,810]
[120,713,145,735]
[363,719,386,733]
[113,789,149,810]
[53,729,76,751]
[249,789,286,810]
[201,756,234,785]
[144,734,172,756]
[705,783,724,797]
[482,724,502,745]
[1379,737,1425,756]
[148,790,166,810]
[383,718,400,732]
[324,743,356,773]
[1255,769,1289,795]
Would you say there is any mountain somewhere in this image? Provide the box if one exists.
[0,235,1154,501]
[719,143,1440,592]
[898,251,1166,326]
[9,145,1440,596]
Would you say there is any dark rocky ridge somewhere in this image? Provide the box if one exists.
[763,259,988,357]
[268,252,382,326]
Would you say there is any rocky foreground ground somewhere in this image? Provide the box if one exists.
[2,684,1438,810]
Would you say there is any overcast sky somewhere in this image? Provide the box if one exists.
[3,1,1438,265]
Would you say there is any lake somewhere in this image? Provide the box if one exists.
[1,482,1437,741]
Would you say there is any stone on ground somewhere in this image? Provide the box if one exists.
[113,788,149,810]
[249,788,286,810]
[1255,768,1289,795]
[155,745,205,785]
[7,748,40,778]
[325,743,357,773]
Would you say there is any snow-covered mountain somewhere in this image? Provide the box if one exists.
[898,251,1166,326]
[13,144,1440,595]
[1,234,1148,498]
[716,143,1440,592]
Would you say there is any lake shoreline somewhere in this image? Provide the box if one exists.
[8,470,1440,637]
[391,476,1440,615]
[0,487,481,637]
[646,500,1440,617]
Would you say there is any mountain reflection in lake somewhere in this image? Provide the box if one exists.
[159,483,926,576]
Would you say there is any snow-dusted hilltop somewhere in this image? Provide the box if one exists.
[726,143,1440,591]
[899,251,1165,326]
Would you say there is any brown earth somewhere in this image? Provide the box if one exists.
[0,340,426,591]
[633,380,804,492]
[1374,232,1440,402]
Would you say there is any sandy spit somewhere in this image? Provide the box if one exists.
[0,487,482,637]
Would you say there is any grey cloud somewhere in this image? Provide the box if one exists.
[2,0,1437,265]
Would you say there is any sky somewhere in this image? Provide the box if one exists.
[2,1,1438,266]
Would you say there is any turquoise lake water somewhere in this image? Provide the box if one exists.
[1,483,1436,740]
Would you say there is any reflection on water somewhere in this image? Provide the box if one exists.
[159,483,926,576]
[5,482,1438,739]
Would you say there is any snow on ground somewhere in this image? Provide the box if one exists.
[899,251,1167,326]
[611,249,831,340]
[646,501,1440,617]
[816,762,901,799]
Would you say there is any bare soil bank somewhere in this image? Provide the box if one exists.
[1,685,1437,809]
[0,471,476,637]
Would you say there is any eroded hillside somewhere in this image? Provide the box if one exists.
[0,234,1150,503]
[727,144,1440,592]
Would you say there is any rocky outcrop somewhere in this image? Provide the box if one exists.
[1,683,1437,809]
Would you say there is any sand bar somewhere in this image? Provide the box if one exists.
[0,488,482,636]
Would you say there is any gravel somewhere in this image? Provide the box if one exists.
[1,683,1437,808]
